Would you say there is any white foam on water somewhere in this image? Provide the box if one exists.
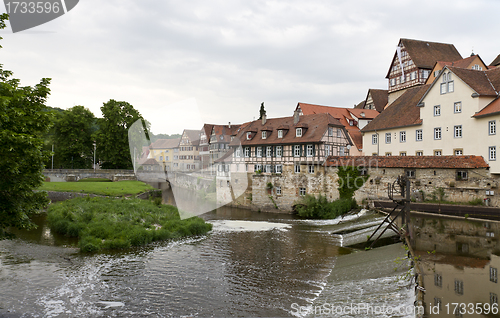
[288,209,372,226]
[210,220,292,232]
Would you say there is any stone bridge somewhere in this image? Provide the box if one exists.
[43,169,137,182]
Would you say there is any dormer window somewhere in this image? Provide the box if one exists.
[278,130,283,138]
[296,128,302,137]
[262,131,267,139]
[246,132,252,140]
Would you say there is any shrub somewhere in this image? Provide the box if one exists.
[337,166,369,200]
[295,194,357,219]
[47,197,212,252]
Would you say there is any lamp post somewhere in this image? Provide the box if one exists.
[93,141,96,171]
[51,144,54,170]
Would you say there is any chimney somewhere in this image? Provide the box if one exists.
[293,110,299,124]
[262,114,267,125]
[228,122,231,128]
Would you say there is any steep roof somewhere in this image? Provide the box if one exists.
[210,124,241,143]
[297,102,374,150]
[447,66,497,96]
[354,100,365,109]
[366,89,388,112]
[150,138,180,149]
[142,158,159,165]
[326,155,489,169]
[490,54,500,67]
[401,38,462,69]
[229,113,346,147]
[361,85,430,132]
[348,108,379,120]
[183,129,201,146]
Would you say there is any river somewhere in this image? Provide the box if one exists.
[4,188,475,317]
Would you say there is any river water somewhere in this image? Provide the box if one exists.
[0,191,419,317]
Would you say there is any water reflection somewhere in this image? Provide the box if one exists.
[411,215,500,317]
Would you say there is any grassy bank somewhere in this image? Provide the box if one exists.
[39,180,154,196]
[295,195,357,219]
[47,197,212,252]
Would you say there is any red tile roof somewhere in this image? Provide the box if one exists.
[229,113,346,147]
[447,66,497,96]
[183,129,201,146]
[142,158,160,165]
[297,103,378,150]
[365,89,388,112]
[326,155,489,169]
[474,96,500,118]
[348,108,380,120]
[361,85,429,132]
[490,54,500,67]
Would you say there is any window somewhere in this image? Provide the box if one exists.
[246,132,252,140]
[385,132,391,144]
[441,72,454,94]
[325,145,331,156]
[275,164,282,174]
[434,105,441,116]
[416,151,423,156]
[434,273,442,287]
[299,187,306,196]
[434,150,442,156]
[491,267,498,283]
[434,127,442,140]
[400,131,406,142]
[491,293,498,305]
[159,156,163,161]
[337,128,342,137]
[294,145,301,157]
[400,75,405,83]
[276,146,282,157]
[400,152,407,156]
[454,125,462,138]
[385,152,392,156]
[454,279,464,295]
[454,149,463,155]
[256,147,262,157]
[372,134,378,145]
[339,146,345,156]
[244,147,250,157]
[434,298,442,311]
[262,131,267,139]
[266,146,272,157]
[308,165,314,173]
[416,129,423,141]
[406,170,416,178]
[456,170,468,180]
[306,144,314,157]
[296,128,302,137]
[294,164,300,173]
[265,164,272,173]
[255,164,262,172]
[489,120,496,135]
[490,146,497,161]
[276,186,282,196]
[328,127,333,136]
[278,130,283,138]
[235,148,241,157]
[454,102,462,113]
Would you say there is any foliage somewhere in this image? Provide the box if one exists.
[431,187,446,201]
[39,180,154,196]
[295,194,357,219]
[47,197,212,252]
[149,133,181,143]
[337,166,369,199]
[0,13,51,238]
[258,102,266,120]
[52,106,97,169]
[467,198,484,206]
[95,99,143,169]
[266,182,273,189]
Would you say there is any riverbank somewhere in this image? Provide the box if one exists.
[47,197,212,252]
[39,180,155,196]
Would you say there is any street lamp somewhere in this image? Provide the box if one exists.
[93,141,97,171]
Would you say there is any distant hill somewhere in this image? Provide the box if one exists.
[149,133,182,143]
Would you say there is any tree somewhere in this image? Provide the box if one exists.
[258,102,266,120]
[0,13,52,238]
[53,106,96,169]
[96,99,143,169]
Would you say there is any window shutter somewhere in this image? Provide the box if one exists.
[301,145,304,157]
[312,144,315,156]
[272,146,275,157]
[254,164,257,171]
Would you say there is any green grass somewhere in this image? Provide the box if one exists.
[39,180,155,196]
[295,195,357,219]
[47,197,213,252]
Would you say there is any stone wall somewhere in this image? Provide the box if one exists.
[43,169,136,182]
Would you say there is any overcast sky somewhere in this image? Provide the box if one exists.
[1,0,499,134]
